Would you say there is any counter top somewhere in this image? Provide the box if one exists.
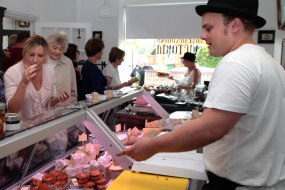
[107,170,189,190]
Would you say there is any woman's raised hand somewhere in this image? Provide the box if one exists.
[22,64,38,84]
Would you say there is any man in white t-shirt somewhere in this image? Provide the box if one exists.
[118,0,285,189]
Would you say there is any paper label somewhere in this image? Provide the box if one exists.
[115,124,121,133]
[79,133,87,142]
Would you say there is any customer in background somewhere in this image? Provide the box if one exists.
[118,0,285,189]
[129,63,154,87]
[4,35,67,119]
[3,34,17,58]
[102,47,132,131]
[168,52,201,90]
[64,43,84,101]
[46,33,79,158]
[81,38,107,95]
[46,32,77,107]
[102,47,130,90]
[131,65,154,87]
[3,31,30,72]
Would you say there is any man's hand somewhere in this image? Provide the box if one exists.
[117,137,156,161]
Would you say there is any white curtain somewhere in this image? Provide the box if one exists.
[125,4,202,39]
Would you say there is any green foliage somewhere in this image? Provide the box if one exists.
[196,45,222,68]
[137,45,146,54]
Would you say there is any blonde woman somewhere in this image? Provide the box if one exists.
[4,35,68,119]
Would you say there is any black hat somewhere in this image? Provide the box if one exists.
[181,52,196,62]
[195,0,266,28]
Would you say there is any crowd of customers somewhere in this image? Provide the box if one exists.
[1,32,137,120]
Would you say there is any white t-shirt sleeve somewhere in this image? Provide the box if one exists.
[102,64,114,78]
[204,59,259,113]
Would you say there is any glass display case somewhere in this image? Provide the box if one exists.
[0,88,169,189]
[0,87,205,190]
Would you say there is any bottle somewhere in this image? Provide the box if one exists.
[0,102,5,140]
[194,82,207,102]
[5,113,21,131]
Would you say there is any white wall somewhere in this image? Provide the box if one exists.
[0,0,77,22]
[1,0,285,64]
[75,0,120,63]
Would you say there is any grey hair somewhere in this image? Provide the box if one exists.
[46,32,69,52]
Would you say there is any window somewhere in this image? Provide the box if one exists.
[124,39,220,85]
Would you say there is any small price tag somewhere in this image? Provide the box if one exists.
[115,124,121,133]
[71,178,79,187]
[32,172,45,181]
[78,133,87,142]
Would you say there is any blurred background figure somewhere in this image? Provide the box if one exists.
[3,34,17,58]
[64,43,84,101]
[168,52,201,91]
[129,62,154,87]
[133,65,154,87]
[3,31,30,72]
[46,32,77,107]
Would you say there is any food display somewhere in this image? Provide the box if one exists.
[23,113,199,190]
[145,118,190,131]
[74,169,108,189]
[25,140,119,190]
[30,170,69,190]
[3,89,169,190]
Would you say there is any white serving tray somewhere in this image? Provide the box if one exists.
[131,151,208,180]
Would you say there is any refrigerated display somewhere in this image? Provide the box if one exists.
[0,87,206,190]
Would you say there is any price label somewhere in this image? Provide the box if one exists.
[78,133,87,142]
[115,124,121,133]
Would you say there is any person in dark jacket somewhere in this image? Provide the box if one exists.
[81,38,107,95]
[3,31,30,72]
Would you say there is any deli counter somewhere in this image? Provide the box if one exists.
[0,87,206,190]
